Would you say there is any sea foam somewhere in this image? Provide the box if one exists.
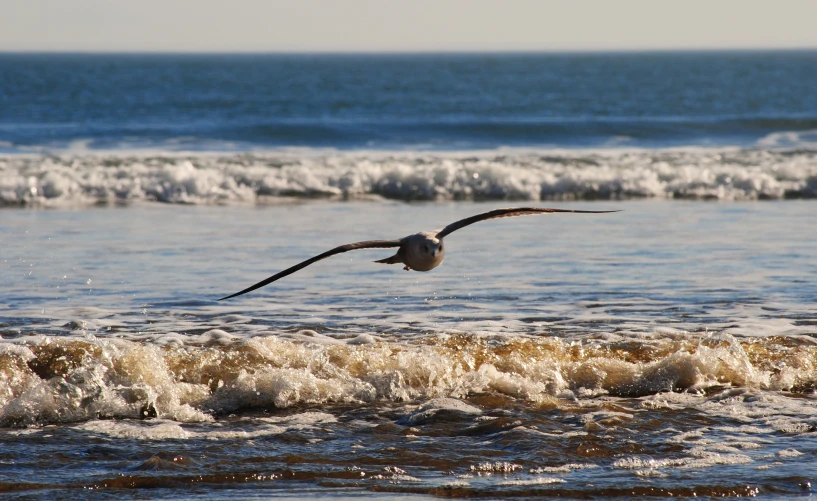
[1,331,815,427]
[2,147,816,206]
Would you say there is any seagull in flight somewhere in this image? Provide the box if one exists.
[219,207,618,300]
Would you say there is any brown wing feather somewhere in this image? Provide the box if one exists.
[435,207,620,239]
[219,239,402,300]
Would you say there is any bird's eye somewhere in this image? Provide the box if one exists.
[423,245,429,253]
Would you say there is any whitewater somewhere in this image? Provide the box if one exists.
[3,146,817,206]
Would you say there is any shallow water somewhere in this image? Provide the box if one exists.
[2,199,816,499]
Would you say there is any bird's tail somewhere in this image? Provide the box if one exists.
[374,253,402,265]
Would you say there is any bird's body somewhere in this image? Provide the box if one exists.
[219,207,618,300]
[375,231,444,271]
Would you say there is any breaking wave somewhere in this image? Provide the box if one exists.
[2,330,815,427]
[2,147,817,206]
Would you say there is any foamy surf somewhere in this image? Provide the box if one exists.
[2,147,817,206]
[2,331,814,427]
[3,331,814,498]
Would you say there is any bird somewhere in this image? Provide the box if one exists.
[219,207,619,300]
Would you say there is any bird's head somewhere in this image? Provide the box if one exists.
[420,238,444,259]
[405,232,445,271]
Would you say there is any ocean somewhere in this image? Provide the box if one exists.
[1,52,816,499]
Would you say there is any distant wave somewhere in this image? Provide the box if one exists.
[2,147,817,206]
[3,118,817,152]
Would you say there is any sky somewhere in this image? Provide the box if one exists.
[2,0,817,52]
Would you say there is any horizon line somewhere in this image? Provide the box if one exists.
[2,47,817,56]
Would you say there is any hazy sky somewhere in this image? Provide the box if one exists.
[2,0,817,52]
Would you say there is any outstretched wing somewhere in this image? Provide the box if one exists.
[219,239,402,300]
[435,207,620,239]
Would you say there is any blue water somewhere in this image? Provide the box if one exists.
[1,51,816,151]
[2,52,817,500]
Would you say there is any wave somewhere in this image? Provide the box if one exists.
[1,330,815,426]
[2,147,817,206]
[4,117,817,152]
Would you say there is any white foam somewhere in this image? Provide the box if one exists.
[530,463,599,474]
[471,462,523,473]
[757,128,817,148]
[73,411,336,440]
[776,448,804,458]
[77,419,191,440]
[2,147,816,206]
[397,397,482,425]
[613,451,753,471]
[2,332,816,427]
[498,477,566,486]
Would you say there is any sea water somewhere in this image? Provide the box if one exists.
[1,52,816,499]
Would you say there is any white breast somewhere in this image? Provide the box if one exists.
[404,232,445,271]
